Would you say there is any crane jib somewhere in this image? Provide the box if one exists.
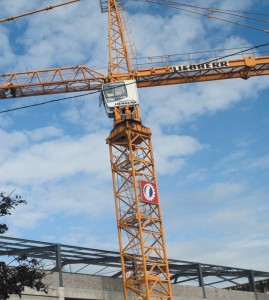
[172,61,229,72]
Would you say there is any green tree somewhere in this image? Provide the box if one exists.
[0,192,48,299]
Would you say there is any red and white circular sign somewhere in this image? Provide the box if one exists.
[140,180,159,205]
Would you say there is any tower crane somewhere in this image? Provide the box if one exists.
[1,1,269,300]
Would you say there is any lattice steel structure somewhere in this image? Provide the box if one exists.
[105,0,132,78]
[107,120,172,300]
[104,0,173,297]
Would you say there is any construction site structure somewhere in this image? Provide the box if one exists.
[1,0,269,299]
[1,54,269,99]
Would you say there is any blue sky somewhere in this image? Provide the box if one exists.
[0,0,269,273]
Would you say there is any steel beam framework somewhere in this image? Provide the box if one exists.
[1,55,269,99]
[107,0,133,78]
[0,235,269,297]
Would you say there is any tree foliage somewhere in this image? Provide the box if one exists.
[0,192,26,234]
[0,192,48,299]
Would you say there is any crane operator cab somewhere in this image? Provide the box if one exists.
[101,80,139,118]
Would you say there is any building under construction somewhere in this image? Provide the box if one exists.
[1,236,269,300]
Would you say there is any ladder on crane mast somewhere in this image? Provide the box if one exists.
[100,0,173,299]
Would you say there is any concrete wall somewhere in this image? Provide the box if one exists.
[9,272,269,300]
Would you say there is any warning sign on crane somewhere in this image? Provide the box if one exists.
[140,180,159,205]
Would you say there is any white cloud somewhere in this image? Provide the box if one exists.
[7,205,47,230]
[24,125,63,142]
[0,129,28,162]
[131,13,205,57]
[0,1,39,16]
[0,0,268,275]
[0,115,13,128]
[0,129,109,185]
[0,28,16,69]
[167,234,269,271]
[165,181,269,270]
[153,134,202,174]
[247,155,269,170]
[0,1,107,72]
[215,150,269,177]
[61,97,112,132]
[197,181,246,204]
[140,75,269,132]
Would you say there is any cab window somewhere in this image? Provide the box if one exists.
[103,82,127,102]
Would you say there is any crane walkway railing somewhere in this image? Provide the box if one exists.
[133,46,269,70]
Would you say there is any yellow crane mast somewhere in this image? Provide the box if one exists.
[104,0,172,298]
[1,1,269,300]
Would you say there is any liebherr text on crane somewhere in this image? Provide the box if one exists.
[172,60,229,72]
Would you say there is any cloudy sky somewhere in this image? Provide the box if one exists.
[0,0,269,274]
